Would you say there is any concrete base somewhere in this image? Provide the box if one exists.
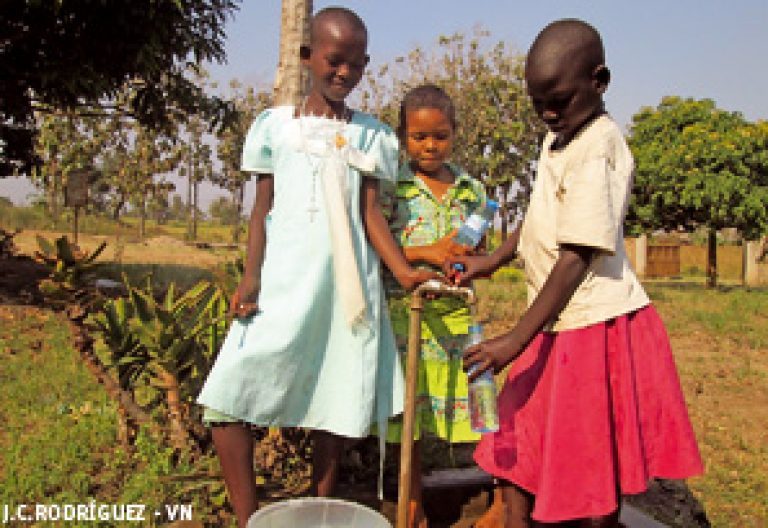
[621,504,669,527]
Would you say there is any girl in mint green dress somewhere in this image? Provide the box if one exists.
[198,106,404,436]
[196,8,435,526]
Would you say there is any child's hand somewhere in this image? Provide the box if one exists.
[445,254,498,285]
[463,333,522,381]
[432,229,471,262]
[230,278,260,319]
[397,267,444,292]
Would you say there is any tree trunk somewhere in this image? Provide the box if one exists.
[111,198,124,221]
[233,182,244,243]
[706,228,717,288]
[499,183,509,242]
[157,368,191,453]
[48,160,60,219]
[139,193,147,242]
[193,177,199,240]
[187,159,194,240]
[273,0,312,106]
[117,400,138,448]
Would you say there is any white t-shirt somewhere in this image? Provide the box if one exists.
[518,114,649,332]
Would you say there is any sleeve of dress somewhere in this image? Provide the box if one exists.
[240,109,275,173]
[367,122,400,184]
[379,178,397,224]
[555,147,618,254]
[388,188,409,240]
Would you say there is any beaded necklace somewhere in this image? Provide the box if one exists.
[297,97,353,222]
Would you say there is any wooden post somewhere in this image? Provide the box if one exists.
[635,234,648,278]
[396,282,475,528]
[706,228,717,288]
[64,168,90,245]
[73,205,80,244]
[397,291,424,528]
[743,241,760,287]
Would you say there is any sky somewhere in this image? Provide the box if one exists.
[2,0,766,208]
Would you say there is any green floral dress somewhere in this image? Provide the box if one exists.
[383,163,487,443]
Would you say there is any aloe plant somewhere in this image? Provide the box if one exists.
[92,296,148,445]
[93,276,228,453]
[35,235,106,300]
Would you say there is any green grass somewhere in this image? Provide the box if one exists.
[645,283,768,350]
[0,309,115,506]
[1,274,766,527]
[644,284,768,527]
[0,306,227,527]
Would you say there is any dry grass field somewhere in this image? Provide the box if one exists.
[646,284,767,527]
[13,229,239,268]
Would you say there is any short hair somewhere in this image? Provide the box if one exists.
[310,6,368,45]
[527,19,605,77]
[398,84,457,137]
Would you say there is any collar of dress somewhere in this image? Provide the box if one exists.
[396,163,479,202]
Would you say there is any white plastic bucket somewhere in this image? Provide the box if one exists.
[246,498,392,528]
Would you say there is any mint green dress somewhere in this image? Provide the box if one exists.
[197,106,404,439]
[383,163,487,442]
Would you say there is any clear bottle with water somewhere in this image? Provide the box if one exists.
[453,199,499,248]
[466,323,499,433]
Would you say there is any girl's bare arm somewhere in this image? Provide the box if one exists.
[464,243,593,379]
[448,226,522,282]
[231,174,273,318]
[361,177,439,290]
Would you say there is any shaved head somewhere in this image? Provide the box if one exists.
[310,7,368,47]
[526,19,604,80]
[524,19,609,146]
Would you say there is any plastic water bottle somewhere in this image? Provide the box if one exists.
[452,199,499,276]
[466,323,499,433]
[453,199,499,248]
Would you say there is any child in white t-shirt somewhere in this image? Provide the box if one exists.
[451,18,703,528]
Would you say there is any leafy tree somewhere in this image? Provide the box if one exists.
[628,96,768,286]
[100,120,181,239]
[209,196,241,225]
[179,114,214,241]
[167,194,189,222]
[31,111,111,219]
[213,80,270,242]
[1,0,239,175]
[359,32,545,239]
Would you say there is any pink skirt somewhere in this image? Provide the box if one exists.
[474,305,704,523]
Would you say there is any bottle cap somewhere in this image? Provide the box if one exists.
[485,199,499,211]
[468,323,483,334]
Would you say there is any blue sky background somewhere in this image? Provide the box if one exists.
[3,0,766,207]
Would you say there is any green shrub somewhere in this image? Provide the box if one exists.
[491,265,525,282]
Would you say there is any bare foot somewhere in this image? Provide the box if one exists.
[474,490,506,527]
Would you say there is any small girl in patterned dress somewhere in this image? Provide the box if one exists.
[383,84,494,528]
